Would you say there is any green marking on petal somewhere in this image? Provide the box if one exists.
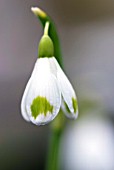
[31,96,54,119]
[72,97,77,113]
[64,102,70,113]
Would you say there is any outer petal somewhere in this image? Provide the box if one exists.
[61,98,78,119]
[52,57,78,119]
[21,59,41,122]
[21,78,32,122]
[21,58,61,125]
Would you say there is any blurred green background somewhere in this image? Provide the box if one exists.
[0,0,114,170]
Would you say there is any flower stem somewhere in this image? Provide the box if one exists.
[44,22,49,35]
[31,7,63,68]
[46,110,66,170]
[46,129,62,170]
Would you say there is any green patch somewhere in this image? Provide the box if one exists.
[64,98,78,114]
[64,102,71,113]
[72,98,77,113]
[31,96,53,119]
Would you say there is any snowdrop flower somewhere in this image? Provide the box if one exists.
[21,22,78,125]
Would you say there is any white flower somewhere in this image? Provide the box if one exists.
[21,57,78,125]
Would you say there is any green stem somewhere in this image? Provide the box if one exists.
[44,22,49,35]
[31,7,63,68]
[46,129,62,170]
[46,110,66,170]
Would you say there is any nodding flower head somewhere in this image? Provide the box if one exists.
[21,21,78,126]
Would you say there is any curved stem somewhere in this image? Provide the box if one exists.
[31,7,63,68]
[44,22,49,35]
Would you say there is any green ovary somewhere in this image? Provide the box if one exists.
[38,35,54,58]
[31,96,54,119]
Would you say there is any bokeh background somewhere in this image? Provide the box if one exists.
[0,0,114,170]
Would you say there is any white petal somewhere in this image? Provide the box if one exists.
[21,78,32,122]
[61,98,78,119]
[52,57,78,119]
[21,58,42,122]
[21,57,61,125]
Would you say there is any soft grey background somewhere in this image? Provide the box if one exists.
[0,0,114,170]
